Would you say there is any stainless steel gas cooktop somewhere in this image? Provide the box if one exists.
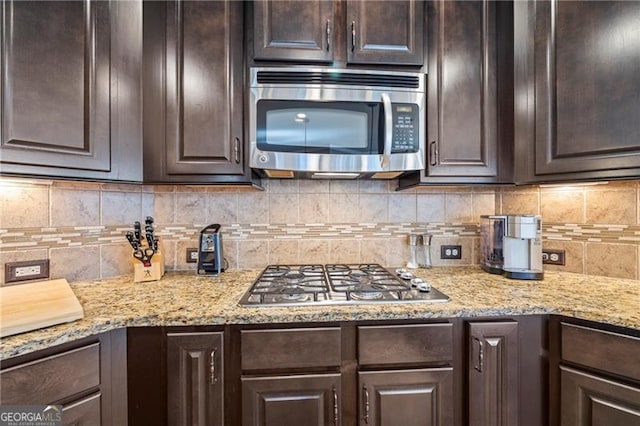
[239,264,450,307]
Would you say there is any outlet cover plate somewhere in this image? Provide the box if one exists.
[5,259,50,283]
[186,248,199,263]
[542,249,566,265]
[441,245,462,260]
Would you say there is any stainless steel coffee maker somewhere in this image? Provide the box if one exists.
[480,215,543,280]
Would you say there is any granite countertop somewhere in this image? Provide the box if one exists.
[1,266,639,360]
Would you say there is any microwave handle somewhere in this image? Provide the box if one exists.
[381,93,392,169]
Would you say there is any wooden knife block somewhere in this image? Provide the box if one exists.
[132,244,165,283]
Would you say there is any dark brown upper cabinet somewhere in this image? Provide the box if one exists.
[514,0,640,183]
[399,0,513,188]
[0,0,142,182]
[143,0,252,184]
[252,0,424,66]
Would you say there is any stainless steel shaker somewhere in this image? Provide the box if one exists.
[407,233,420,269]
[419,233,433,268]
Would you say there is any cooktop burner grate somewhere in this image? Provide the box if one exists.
[239,263,450,306]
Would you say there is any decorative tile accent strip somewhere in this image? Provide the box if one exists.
[4,222,640,252]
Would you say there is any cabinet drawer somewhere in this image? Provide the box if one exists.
[62,392,101,426]
[358,323,453,366]
[241,327,341,371]
[561,323,640,381]
[0,343,100,405]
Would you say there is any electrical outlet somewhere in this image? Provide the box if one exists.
[441,245,462,260]
[542,249,565,265]
[186,248,199,263]
[5,259,50,283]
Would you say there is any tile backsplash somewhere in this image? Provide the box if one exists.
[1,177,639,283]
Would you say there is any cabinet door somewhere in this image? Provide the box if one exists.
[253,0,334,62]
[0,0,109,172]
[0,1,142,181]
[519,1,640,180]
[426,0,499,179]
[242,373,341,426]
[62,393,102,426]
[143,0,246,182]
[358,368,453,426]
[167,332,224,426]
[560,366,640,426]
[346,0,424,65]
[468,321,519,426]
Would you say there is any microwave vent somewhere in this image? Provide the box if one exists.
[256,71,420,89]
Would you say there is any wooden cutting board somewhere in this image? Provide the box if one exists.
[0,279,84,338]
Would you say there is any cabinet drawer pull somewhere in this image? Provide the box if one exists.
[332,386,339,425]
[209,349,217,385]
[473,337,484,372]
[363,385,370,424]
[429,141,438,166]
[233,137,240,164]
[351,21,356,52]
[326,19,331,51]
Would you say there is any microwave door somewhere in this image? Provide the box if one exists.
[380,93,392,170]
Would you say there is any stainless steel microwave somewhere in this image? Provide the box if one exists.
[249,67,425,179]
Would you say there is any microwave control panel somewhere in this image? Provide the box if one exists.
[391,104,419,152]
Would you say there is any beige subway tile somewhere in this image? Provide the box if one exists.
[298,239,330,264]
[299,180,329,193]
[154,192,176,224]
[101,191,142,226]
[472,192,496,219]
[359,180,390,194]
[101,242,133,278]
[387,237,409,268]
[360,239,388,265]
[329,180,359,194]
[0,185,49,228]
[329,194,359,223]
[51,188,100,227]
[238,193,269,224]
[270,194,299,224]
[175,193,207,225]
[50,246,100,282]
[431,237,473,266]
[500,189,540,215]
[270,240,299,264]
[142,193,154,218]
[100,183,141,193]
[586,188,636,225]
[359,194,388,223]
[541,188,585,223]
[0,249,49,285]
[224,239,239,270]
[238,240,270,269]
[329,239,360,264]
[445,193,474,223]
[207,194,238,225]
[153,185,176,193]
[299,194,329,223]
[159,240,177,271]
[51,181,101,190]
[388,194,416,223]
[586,243,637,279]
[542,240,584,274]
[268,179,299,194]
[417,194,445,223]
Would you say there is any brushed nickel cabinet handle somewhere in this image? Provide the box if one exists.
[351,21,356,52]
[429,141,438,166]
[233,137,240,164]
[332,386,339,425]
[209,349,217,384]
[326,19,331,51]
[363,385,370,424]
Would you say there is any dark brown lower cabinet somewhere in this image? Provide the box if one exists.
[241,373,341,426]
[467,321,519,426]
[62,393,102,426]
[560,366,640,426]
[359,368,454,426]
[167,332,224,426]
